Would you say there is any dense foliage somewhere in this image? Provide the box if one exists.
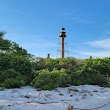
[32,68,70,90]
[0,32,109,90]
[0,69,25,88]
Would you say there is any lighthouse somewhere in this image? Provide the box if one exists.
[60,28,66,58]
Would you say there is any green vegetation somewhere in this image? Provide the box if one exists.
[59,93,64,96]
[93,90,98,92]
[68,88,79,92]
[0,69,26,88]
[0,87,5,91]
[31,68,70,90]
[0,32,109,90]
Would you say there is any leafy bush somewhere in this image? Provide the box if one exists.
[3,76,25,88]
[32,69,56,90]
[0,52,34,84]
[56,68,71,87]
[0,69,20,82]
[71,64,107,86]
[32,68,70,90]
[0,69,26,88]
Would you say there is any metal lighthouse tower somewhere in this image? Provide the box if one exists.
[60,28,66,58]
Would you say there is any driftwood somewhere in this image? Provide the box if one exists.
[67,104,73,110]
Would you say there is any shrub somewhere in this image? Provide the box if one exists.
[32,68,70,90]
[0,69,20,82]
[3,76,25,88]
[56,68,71,87]
[32,69,56,90]
[70,66,107,86]
[0,69,26,88]
[0,52,34,84]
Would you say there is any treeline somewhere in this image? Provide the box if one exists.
[0,32,109,90]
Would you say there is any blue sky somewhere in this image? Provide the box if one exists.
[0,0,110,58]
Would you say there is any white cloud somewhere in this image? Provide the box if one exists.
[77,50,110,57]
[87,38,110,49]
[70,38,110,58]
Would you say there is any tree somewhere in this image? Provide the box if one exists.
[33,57,46,70]
[10,42,31,58]
[0,32,5,39]
[0,32,11,50]
[0,52,34,84]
